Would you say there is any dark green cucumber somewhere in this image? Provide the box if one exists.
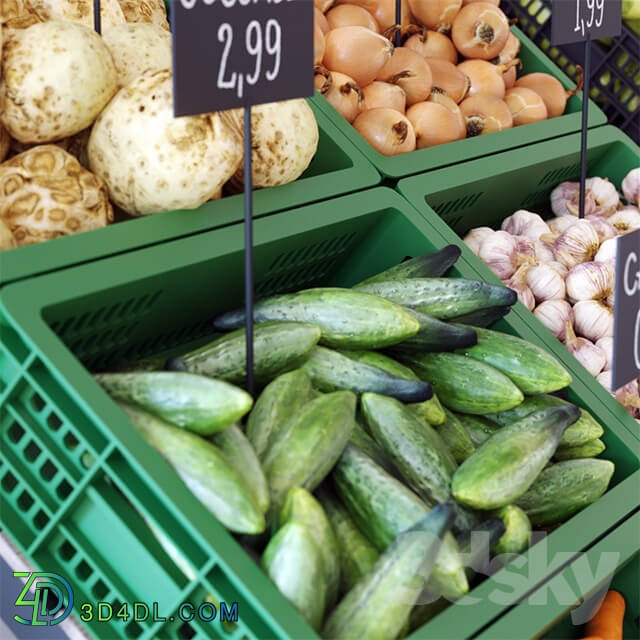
[302,346,433,402]
[455,326,572,395]
[332,445,468,599]
[107,358,164,373]
[119,402,265,534]
[211,424,269,514]
[322,505,456,640]
[455,413,501,447]
[245,369,313,460]
[279,488,340,608]
[262,522,326,630]
[213,288,420,349]
[167,322,321,386]
[263,391,356,515]
[516,459,615,526]
[355,278,517,320]
[452,406,580,510]
[350,418,401,478]
[316,487,380,595]
[398,352,524,415]
[486,395,604,448]
[457,518,506,579]
[355,246,462,286]
[554,439,606,461]
[449,306,512,328]
[491,505,532,556]
[96,372,252,435]
[436,409,475,464]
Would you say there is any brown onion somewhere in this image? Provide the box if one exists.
[492,31,521,64]
[315,70,364,122]
[315,0,335,12]
[515,67,583,118]
[407,91,466,148]
[460,94,513,136]
[409,0,462,33]
[353,108,416,155]
[451,2,510,60]
[503,64,517,89]
[362,81,407,112]
[315,7,330,34]
[426,57,470,103]
[505,87,548,125]
[341,0,412,31]
[326,4,380,31]
[324,26,394,87]
[314,24,326,65]
[404,28,458,64]
[457,58,519,99]
[376,47,432,106]
[463,0,499,4]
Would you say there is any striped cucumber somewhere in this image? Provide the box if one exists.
[107,358,164,373]
[332,445,468,599]
[491,505,532,556]
[211,424,269,514]
[262,522,326,630]
[302,346,433,402]
[449,306,512,328]
[213,288,420,349]
[245,369,313,460]
[95,372,252,436]
[516,459,615,526]
[398,352,524,415]
[455,413,501,447]
[350,418,401,478]
[279,488,340,608]
[455,326,572,394]
[355,278,517,320]
[316,487,380,595]
[263,391,356,515]
[119,402,265,534]
[355,246,462,285]
[167,322,321,386]
[436,409,475,464]
[452,406,581,510]
[322,505,456,640]
[555,439,606,461]
[486,395,604,448]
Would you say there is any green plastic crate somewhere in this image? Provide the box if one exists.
[0,100,379,287]
[0,188,638,640]
[311,26,608,180]
[397,125,640,442]
[475,511,640,639]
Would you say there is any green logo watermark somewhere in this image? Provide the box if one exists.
[13,572,74,626]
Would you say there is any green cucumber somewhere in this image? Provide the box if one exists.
[555,439,606,461]
[167,322,321,386]
[302,346,433,402]
[411,394,446,427]
[95,372,252,436]
[211,424,269,514]
[486,395,604,448]
[436,409,475,464]
[455,413,501,447]
[263,391,356,515]
[452,406,580,510]
[279,488,340,608]
[398,352,524,415]
[316,487,380,595]
[262,522,326,630]
[355,278,517,320]
[107,358,164,373]
[455,326,572,394]
[516,459,615,526]
[245,369,314,460]
[355,246,462,286]
[119,402,265,534]
[449,306,512,328]
[350,418,401,478]
[322,505,456,640]
[491,505,532,556]
[332,445,468,599]
[213,288,420,349]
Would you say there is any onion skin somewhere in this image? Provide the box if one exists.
[463,0,499,4]
[376,47,433,106]
[314,24,325,65]
[354,108,416,155]
[457,59,513,99]
[405,28,458,64]
[426,57,470,103]
[340,0,411,31]
[515,73,573,118]
[503,64,517,89]
[493,31,520,64]
[323,26,393,87]
[407,93,465,148]
[409,0,462,33]
[314,7,330,33]
[314,0,335,12]
[326,4,380,32]
[362,81,407,112]
[316,71,364,123]
[451,2,510,60]
[460,94,512,136]
[505,87,548,125]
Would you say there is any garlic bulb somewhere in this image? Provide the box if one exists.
[597,372,640,416]
[596,336,613,371]
[551,219,600,268]
[464,227,495,255]
[573,300,614,342]
[548,260,569,278]
[548,215,580,235]
[534,299,573,341]
[479,231,532,280]
[565,261,614,303]
[594,237,618,266]
[514,235,537,263]
[526,264,566,303]
[585,215,617,243]
[564,322,606,376]
[622,168,640,207]
[501,210,550,241]
[550,182,595,217]
[534,240,556,263]
[504,265,535,311]
[585,177,619,216]
[608,207,640,234]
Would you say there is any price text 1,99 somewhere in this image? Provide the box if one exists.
[574,0,605,37]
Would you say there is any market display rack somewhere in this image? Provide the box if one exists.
[1,188,638,640]
[397,125,640,442]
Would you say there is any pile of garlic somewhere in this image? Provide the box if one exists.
[464,168,640,420]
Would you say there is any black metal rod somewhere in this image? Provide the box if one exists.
[244,105,255,397]
[93,0,101,34]
[395,0,402,47]
[579,34,591,219]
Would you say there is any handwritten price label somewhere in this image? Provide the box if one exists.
[172,0,313,116]
[552,0,621,45]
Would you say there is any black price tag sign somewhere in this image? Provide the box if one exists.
[612,229,640,391]
[171,0,314,117]
[551,0,622,45]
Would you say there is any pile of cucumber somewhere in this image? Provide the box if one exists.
[96,246,615,639]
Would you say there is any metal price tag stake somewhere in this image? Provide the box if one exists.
[551,0,622,218]
[395,0,402,46]
[93,0,101,34]
[172,0,314,396]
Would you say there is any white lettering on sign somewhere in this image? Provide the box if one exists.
[181,0,293,6]
[574,0,605,37]
[623,251,639,297]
